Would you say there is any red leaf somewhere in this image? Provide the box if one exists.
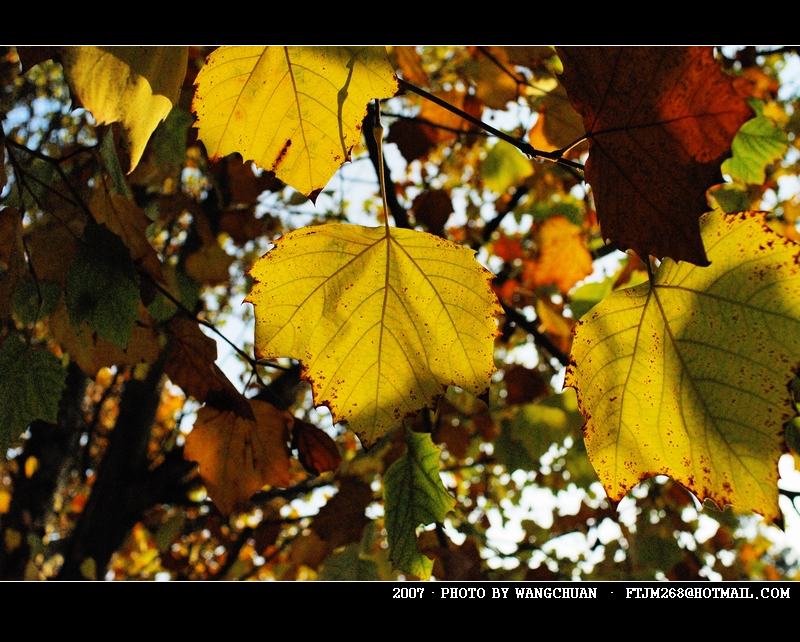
[557,46,751,265]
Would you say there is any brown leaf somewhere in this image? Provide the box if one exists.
[522,216,592,293]
[312,477,372,549]
[535,298,574,356]
[25,220,81,285]
[184,242,234,285]
[503,46,555,70]
[90,187,163,280]
[224,158,283,204]
[219,209,271,244]
[472,47,520,110]
[411,189,453,235]
[0,208,23,319]
[184,399,292,514]
[418,533,484,580]
[164,317,243,407]
[0,208,21,270]
[557,46,751,265]
[291,420,341,475]
[419,90,483,144]
[433,420,471,459]
[50,302,161,376]
[387,118,437,163]
[503,365,548,405]
[492,234,524,263]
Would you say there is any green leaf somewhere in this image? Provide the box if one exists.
[566,211,800,519]
[481,141,533,194]
[722,116,788,185]
[152,107,192,173]
[709,184,752,213]
[12,279,61,324]
[319,544,379,580]
[384,430,455,579]
[0,334,66,449]
[100,130,133,198]
[570,278,614,320]
[495,391,583,471]
[65,224,140,348]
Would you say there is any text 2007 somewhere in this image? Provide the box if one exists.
[393,587,425,598]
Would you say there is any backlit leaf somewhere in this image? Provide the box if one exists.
[184,399,292,514]
[193,46,398,198]
[722,115,788,185]
[384,430,455,579]
[528,83,584,152]
[565,211,800,519]
[558,46,751,265]
[481,140,533,195]
[247,223,500,445]
[523,215,592,293]
[62,46,187,172]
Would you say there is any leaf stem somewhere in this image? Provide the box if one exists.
[373,99,391,234]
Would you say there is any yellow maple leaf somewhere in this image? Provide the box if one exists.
[566,211,800,519]
[246,223,501,445]
[193,46,398,198]
[61,47,188,172]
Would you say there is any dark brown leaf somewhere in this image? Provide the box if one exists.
[292,420,341,476]
[557,46,751,264]
[411,189,453,235]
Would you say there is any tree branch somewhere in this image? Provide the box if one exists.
[501,302,569,367]
[398,78,584,173]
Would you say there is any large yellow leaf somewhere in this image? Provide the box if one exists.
[62,47,188,172]
[193,46,398,198]
[247,223,501,445]
[566,211,800,519]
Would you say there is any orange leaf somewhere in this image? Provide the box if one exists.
[292,420,341,475]
[492,235,524,263]
[184,399,292,514]
[522,216,592,293]
[558,46,751,265]
[393,46,430,87]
